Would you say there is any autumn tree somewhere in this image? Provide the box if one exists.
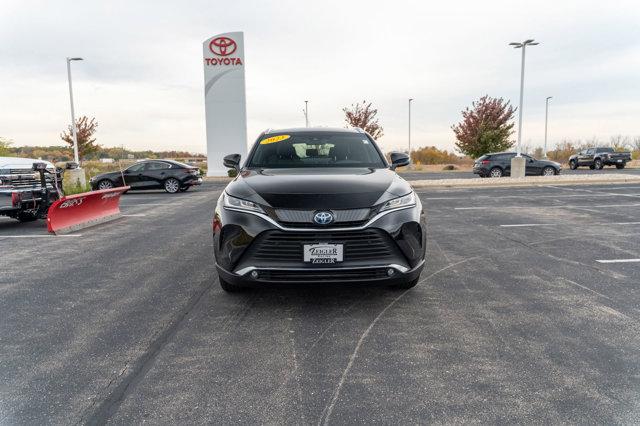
[0,137,12,156]
[342,101,384,139]
[60,116,100,159]
[451,96,516,158]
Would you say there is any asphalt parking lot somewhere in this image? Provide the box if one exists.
[1,181,640,423]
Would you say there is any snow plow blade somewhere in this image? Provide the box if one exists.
[47,187,130,235]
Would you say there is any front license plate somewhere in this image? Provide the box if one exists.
[617,159,622,163]
[303,243,343,264]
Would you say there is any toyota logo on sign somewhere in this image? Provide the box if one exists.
[313,211,334,225]
[209,37,237,56]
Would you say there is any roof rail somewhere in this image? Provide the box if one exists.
[353,127,365,133]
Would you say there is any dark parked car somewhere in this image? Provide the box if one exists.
[212,127,426,292]
[90,160,202,193]
[473,152,562,178]
[568,147,632,170]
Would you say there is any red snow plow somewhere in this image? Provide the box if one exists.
[47,186,129,234]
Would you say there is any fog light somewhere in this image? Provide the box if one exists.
[251,270,259,279]
[387,268,395,277]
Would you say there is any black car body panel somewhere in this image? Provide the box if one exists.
[89,160,202,191]
[213,128,426,288]
[473,152,562,177]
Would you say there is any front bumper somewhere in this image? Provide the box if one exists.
[213,200,426,286]
[472,166,487,176]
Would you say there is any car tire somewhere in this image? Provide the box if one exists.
[17,212,38,222]
[97,179,114,190]
[390,278,419,290]
[219,277,243,293]
[589,165,595,170]
[594,159,603,170]
[164,178,180,193]
[616,163,626,169]
[542,166,556,176]
[489,167,503,178]
[569,160,578,170]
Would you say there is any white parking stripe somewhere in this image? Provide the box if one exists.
[596,259,640,264]
[455,203,640,210]
[121,214,147,217]
[424,193,640,200]
[501,222,640,228]
[0,234,82,238]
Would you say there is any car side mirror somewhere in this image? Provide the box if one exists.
[32,162,48,171]
[223,154,241,172]
[389,152,410,171]
[529,158,534,163]
[65,162,79,170]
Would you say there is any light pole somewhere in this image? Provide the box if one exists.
[66,57,83,164]
[544,96,552,158]
[304,100,309,127]
[408,98,413,156]
[509,39,538,178]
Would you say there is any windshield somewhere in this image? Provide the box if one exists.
[246,132,386,168]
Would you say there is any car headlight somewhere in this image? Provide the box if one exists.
[223,193,265,213]
[379,192,416,212]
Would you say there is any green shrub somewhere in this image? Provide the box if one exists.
[227,168,238,178]
[442,164,458,171]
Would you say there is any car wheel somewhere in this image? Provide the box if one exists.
[390,278,419,290]
[17,212,38,222]
[97,179,114,190]
[569,160,578,170]
[594,159,603,170]
[164,178,180,193]
[489,167,503,178]
[542,166,556,176]
[219,277,243,293]
[616,163,626,169]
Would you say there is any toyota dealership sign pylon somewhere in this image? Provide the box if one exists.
[203,32,248,176]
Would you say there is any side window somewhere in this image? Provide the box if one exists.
[146,162,171,170]
[586,149,594,155]
[127,163,146,172]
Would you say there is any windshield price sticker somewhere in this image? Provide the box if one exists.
[260,135,291,145]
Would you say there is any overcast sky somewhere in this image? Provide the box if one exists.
[1,0,639,154]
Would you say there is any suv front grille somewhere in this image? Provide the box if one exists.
[248,229,397,262]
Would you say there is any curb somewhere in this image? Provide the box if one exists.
[408,175,640,189]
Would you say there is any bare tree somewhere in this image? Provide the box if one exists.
[610,134,630,151]
[342,101,384,139]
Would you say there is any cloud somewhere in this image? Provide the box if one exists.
[1,0,638,154]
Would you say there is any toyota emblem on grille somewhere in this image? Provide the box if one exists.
[313,211,334,225]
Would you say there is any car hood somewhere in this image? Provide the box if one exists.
[225,168,412,209]
[0,156,54,170]
[538,159,562,167]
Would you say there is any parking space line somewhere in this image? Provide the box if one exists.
[455,203,640,210]
[596,259,640,264]
[121,214,147,217]
[501,221,640,228]
[0,234,82,238]
[424,193,640,201]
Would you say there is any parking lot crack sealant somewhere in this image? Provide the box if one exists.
[317,255,481,426]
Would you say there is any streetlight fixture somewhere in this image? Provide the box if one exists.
[303,100,309,127]
[509,39,539,178]
[544,96,552,158]
[408,98,413,156]
[66,57,83,164]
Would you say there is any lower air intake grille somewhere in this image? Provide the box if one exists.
[258,268,389,282]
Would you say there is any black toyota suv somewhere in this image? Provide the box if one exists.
[473,152,562,178]
[212,127,426,292]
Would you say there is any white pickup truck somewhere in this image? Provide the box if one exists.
[0,156,67,222]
